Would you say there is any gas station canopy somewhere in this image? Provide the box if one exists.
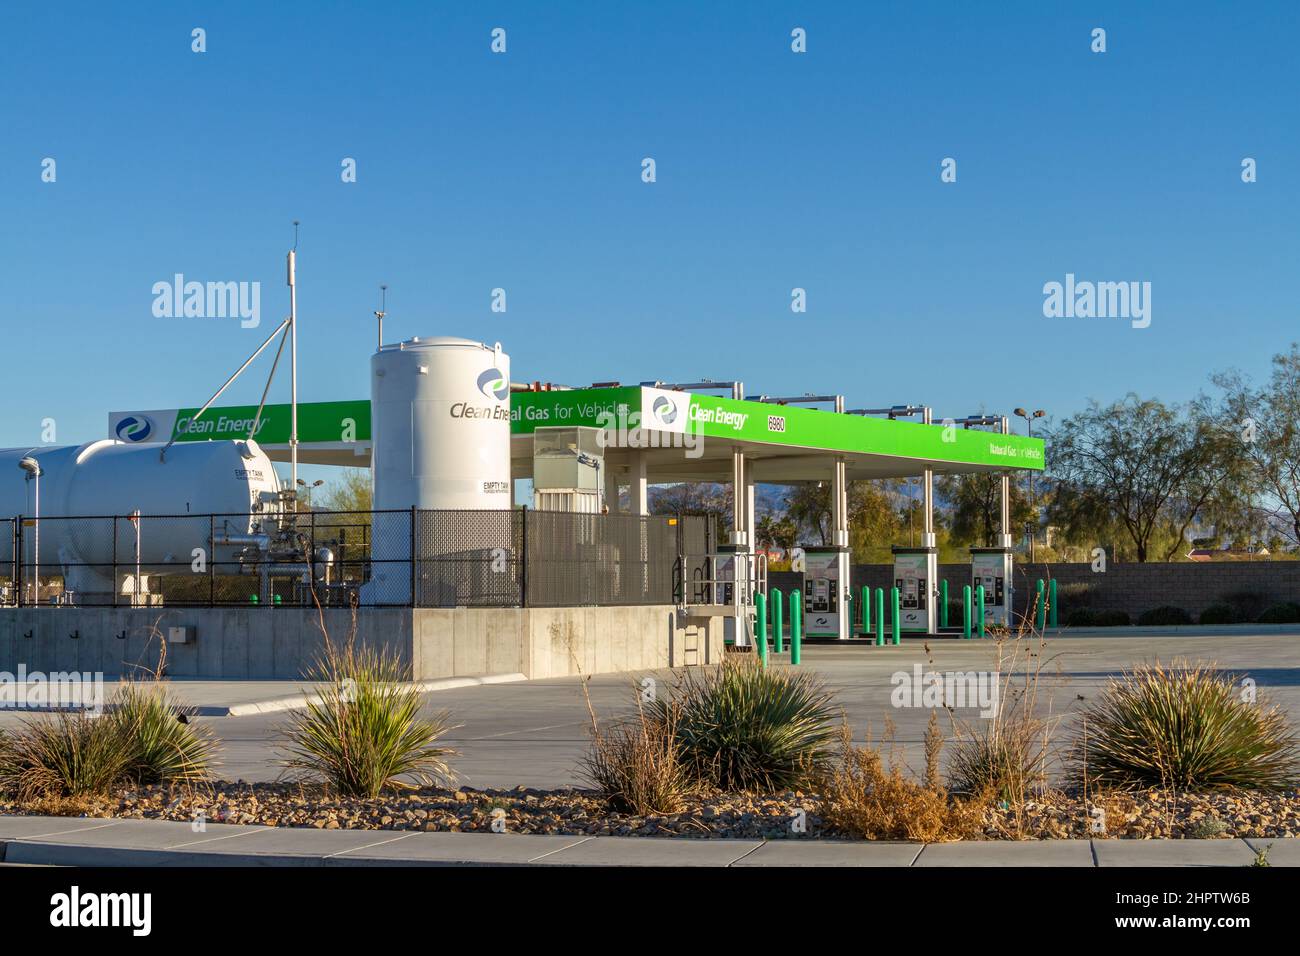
[108,385,1044,483]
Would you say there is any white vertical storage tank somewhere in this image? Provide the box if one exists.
[367,337,512,604]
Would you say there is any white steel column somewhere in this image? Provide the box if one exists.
[630,451,648,516]
[921,408,936,549]
[604,456,621,513]
[832,456,850,640]
[998,416,1013,549]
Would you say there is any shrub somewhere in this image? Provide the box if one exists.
[1059,581,1095,608]
[1220,591,1272,623]
[0,713,133,801]
[108,681,217,785]
[1093,610,1131,627]
[1257,602,1300,624]
[1137,606,1193,626]
[655,659,841,792]
[948,724,1048,803]
[1068,661,1300,791]
[1064,608,1096,627]
[281,642,458,798]
[1198,603,1241,626]
[581,705,693,814]
[819,729,984,841]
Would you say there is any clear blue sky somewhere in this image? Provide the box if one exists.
[2,1,1296,481]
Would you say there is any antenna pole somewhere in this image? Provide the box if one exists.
[375,284,387,351]
[288,221,300,491]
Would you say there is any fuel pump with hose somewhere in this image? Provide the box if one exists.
[801,545,851,639]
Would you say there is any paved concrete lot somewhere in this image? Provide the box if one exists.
[219,629,1300,788]
[1,628,1297,790]
[0,815,1291,867]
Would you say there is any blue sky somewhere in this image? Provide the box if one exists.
[2,1,1297,482]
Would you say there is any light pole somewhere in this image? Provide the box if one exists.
[1013,409,1045,560]
[297,478,324,510]
[18,457,40,604]
[374,284,387,351]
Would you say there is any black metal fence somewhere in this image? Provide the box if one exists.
[1,508,716,610]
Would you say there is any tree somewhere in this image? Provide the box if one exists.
[784,480,901,553]
[648,482,733,523]
[936,472,1033,548]
[1045,394,1241,562]
[755,512,798,554]
[1213,344,1300,551]
[320,469,372,512]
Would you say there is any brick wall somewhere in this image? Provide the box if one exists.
[769,562,1300,621]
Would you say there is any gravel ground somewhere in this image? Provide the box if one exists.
[5,782,1298,842]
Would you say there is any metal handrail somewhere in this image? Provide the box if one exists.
[677,550,767,611]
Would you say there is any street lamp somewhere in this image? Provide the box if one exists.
[297,478,324,510]
[18,457,40,603]
[1013,409,1046,560]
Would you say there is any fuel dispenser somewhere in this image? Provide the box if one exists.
[970,547,1013,627]
[801,546,851,640]
[892,546,938,634]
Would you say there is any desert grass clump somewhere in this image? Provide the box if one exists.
[281,642,457,798]
[581,703,694,814]
[819,726,985,842]
[655,659,841,792]
[0,712,134,801]
[1069,660,1299,792]
[108,681,217,786]
[948,723,1047,804]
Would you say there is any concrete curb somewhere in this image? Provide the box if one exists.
[203,672,529,717]
[0,816,1290,867]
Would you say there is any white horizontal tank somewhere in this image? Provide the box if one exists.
[0,439,281,592]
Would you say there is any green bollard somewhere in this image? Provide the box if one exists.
[940,579,949,629]
[755,592,768,665]
[1048,578,1058,630]
[875,587,885,646]
[891,586,901,645]
[962,584,972,639]
[1035,579,1046,631]
[861,586,871,636]
[773,589,784,654]
[790,590,802,665]
[976,585,986,638]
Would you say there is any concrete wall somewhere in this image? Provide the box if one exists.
[771,562,1300,621]
[0,604,722,681]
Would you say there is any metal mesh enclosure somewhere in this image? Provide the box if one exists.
[4,508,714,609]
[523,511,679,607]
[414,509,523,607]
[0,518,15,606]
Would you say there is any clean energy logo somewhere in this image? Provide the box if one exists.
[652,396,679,425]
[115,416,153,443]
[477,368,509,401]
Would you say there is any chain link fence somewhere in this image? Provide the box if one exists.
[0,518,15,606]
[6,508,716,609]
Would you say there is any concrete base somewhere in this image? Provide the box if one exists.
[0,606,723,681]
